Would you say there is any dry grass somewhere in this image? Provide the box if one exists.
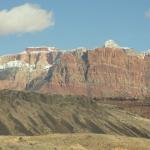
[0,134,149,150]
[0,90,149,149]
[0,90,150,138]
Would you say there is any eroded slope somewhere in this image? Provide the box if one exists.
[0,90,150,138]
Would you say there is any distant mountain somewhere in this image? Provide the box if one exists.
[0,40,150,98]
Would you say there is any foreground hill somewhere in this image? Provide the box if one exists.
[0,134,150,150]
[1,40,150,98]
[0,90,150,138]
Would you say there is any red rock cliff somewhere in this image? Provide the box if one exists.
[0,44,149,98]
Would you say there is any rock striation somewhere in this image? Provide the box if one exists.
[0,41,150,98]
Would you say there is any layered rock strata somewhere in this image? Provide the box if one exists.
[0,42,149,98]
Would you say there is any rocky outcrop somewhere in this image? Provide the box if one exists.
[37,47,146,98]
[0,42,150,98]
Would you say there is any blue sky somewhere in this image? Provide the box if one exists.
[0,0,150,54]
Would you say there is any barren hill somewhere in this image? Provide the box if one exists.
[0,90,150,138]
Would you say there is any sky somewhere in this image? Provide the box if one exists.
[0,0,150,55]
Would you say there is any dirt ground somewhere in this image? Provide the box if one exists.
[0,133,149,150]
[0,90,150,150]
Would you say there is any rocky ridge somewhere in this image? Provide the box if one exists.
[0,40,150,98]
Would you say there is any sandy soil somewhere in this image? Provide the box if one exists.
[0,133,149,150]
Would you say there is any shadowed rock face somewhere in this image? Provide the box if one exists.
[0,46,149,98]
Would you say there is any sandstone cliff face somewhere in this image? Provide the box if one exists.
[0,45,149,98]
[38,47,146,98]
[0,47,57,90]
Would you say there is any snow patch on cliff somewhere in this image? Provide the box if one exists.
[0,60,52,72]
[144,49,150,55]
[26,47,57,54]
[104,40,120,48]
[104,40,132,50]
[0,60,27,68]
[0,60,33,70]
[43,64,53,70]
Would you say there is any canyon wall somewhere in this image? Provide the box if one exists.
[0,45,149,98]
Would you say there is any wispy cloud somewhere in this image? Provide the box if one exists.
[0,3,54,35]
[145,9,150,18]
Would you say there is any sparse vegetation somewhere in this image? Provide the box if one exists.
[0,134,149,150]
[0,90,150,149]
